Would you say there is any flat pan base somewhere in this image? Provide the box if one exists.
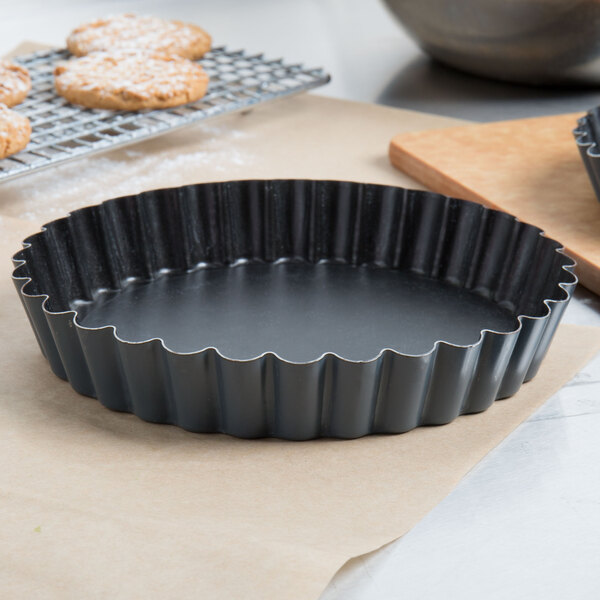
[77,262,517,362]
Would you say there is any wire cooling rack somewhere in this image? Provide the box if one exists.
[1,47,330,183]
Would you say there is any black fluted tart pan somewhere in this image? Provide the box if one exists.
[12,180,576,439]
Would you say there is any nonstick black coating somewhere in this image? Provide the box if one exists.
[78,262,517,361]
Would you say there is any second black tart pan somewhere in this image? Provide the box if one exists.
[574,108,600,202]
[12,180,575,439]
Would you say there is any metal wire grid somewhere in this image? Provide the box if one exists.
[1,47,330,183]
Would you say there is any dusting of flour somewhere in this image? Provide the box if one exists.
[5,123,256,223]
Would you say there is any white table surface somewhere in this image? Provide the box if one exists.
[1,1,599,598]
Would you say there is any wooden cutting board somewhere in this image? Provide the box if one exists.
[389,113,600,295]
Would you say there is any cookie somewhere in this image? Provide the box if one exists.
[67,14,212,60]
[54,50,209,111]
[0,60,31,107]
[0,103,31,159]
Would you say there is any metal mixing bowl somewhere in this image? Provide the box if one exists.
[382,0,600,85]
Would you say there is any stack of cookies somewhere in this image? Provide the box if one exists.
[55,14,211,111]
[0,14,212,159]
[0,60,31,159]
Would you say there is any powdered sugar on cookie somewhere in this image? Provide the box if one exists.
[0,60,31,107]
[54,50,209,110]
[0,103,31,158]
[67,14,211,60]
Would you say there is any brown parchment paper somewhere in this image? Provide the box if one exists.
[2,44,600,600]
[1,213,599,599]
